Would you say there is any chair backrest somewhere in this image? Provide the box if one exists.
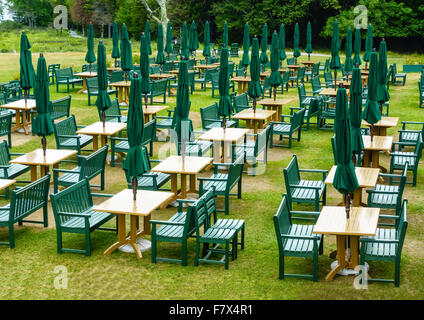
[50,179,94,228]
[110,70,124,83]
[297,67,306,78]
[254,125,270,157]
[82,63,97,72]
[228,62,235,77]
[162,61,174,73]
[53,115,78,146]
[78,145,108,181]
[233,92,249,113]
[298,84,307,99]
[235,67,245,77]
[286,58,295,65]
[86,77,99,92]
[187,59,196,70]
[281,70,290,83]
[291,107,306,130]
[200,188,217,227]
[55,67,73,79]
[283,155,301,196]
[324,71,333,83]
[200,102,219,130]
[48,64,60,74]
[151,79,168,94]
[0,140,11,166]
[273,194,293,250]
[227,155,245,191]
[211,72,220,86]
[0,111,12,137]
[50,95,71,120]
[311,76,321,93]
[102,98,122,122]
[9,174,51,224]
[150,65,160,74]
[142,119,157,147]
[313,62,320,76]
[324,58,330,71]
[396,199,408,257]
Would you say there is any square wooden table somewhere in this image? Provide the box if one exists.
[10,149,77,182]
[194,64,218,72]
[109,80,131,104]
[319,87,350,98]
[107,67,121,74]
[76,121,127,151]
[151,156,213,201]
[149,73,176,81]
[362,135,393,171]
[0,99,36,135]
[362,117,399,136]
[231,76,251,94]
[0,179,16,191]
[313,206,380,281]
[198,127,249,163]
[74,71,97,93]
[258,98,292,121]
[95,189,174,259]
[142,105,169,123]
[325,166,380,207]
[232,108,275,134]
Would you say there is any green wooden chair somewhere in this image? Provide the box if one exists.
[419,78,424,108]
[283,154,327,211]
[311,76,324,95]
[391,63,406,86]
[273,194,323,281]
[0,111,12,147]
[286,58,295,65]
[261,76,273,99]
[305,63,319,82]
[323,71,335,88]
[82,64,98,72]
[86,77,118,106]
[359,199,408,287]
[55,67,83,93]
[210,72,234,98]
[232,93,250,113]
[109,70,124,84]
[99,99,127,123]
[290,97,319,130]
[198,155,245,215]
[230,43,239,57]
[280,70,290,93]
[0,174,51,249]
[53,115,93,154]
[319,58,330,75]
[147,79,168,104]
[289,67,305,87]
[200,102,238,131]
[317,96,336,130]
[48,64,60,84]
[53,145,108,193]
[155,109,175,132]
[194,67,218,91]
[168,72,195,96]
[111,119,156,166]
[398,121,424,147]
[50,179,116,256]
[269,108,305,148]
[31,95,72,135]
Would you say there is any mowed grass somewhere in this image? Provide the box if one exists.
[0,44,424,300]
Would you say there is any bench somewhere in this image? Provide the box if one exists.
[200,102,238,130]
[50,179,116,256]
[53,115,93,154]
[147,79,168,104]
[391,63,406,86]
[55,67,83,93]
[0,174,51,249]
[270,107,305,148]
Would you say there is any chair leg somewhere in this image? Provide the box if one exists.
[182,239,188,266]
[225,195,230,215]
[394,258,401,287]
[279,253,285,279]
[8,224,15,249]
[194,238,200,266]
[151,232,157,263]
[43,204,48,228]
[224,241,230,269]
[56,229,63,254]
[313,251,318,282]
[85,231,91,256]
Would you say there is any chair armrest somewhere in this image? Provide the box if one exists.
[57,211,90,218]
[149,220,185,226]
[197,177,228,182]
[281,234,320,241]
[53,168,79,174]
[57,134,81,140]
[366,189,399,195]
[298,168,328,180]
[379,214,399,220]
[401,121,424,125]
[390,152,418,158]
[91,193,114,198]
[110,137,127,142]
[290,211,320,217]
[359,238,399,244]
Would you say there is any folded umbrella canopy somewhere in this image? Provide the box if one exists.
[293,23,301,63]
[241,22,250,76]
[377,39,390,112]
[362,51,381,140]
[156,23,166,73]
[120,24,133,82]
[145,20,152,55]
[203,21,211,64]
[333,86,359,217]
[123,73,149,201]
[111,21,120,67]
[269,31,282,100]
[19,32,35,107]
[218,46,232,129]
[165,21,173,58]
[33,54,54,156]
[344,27,354,79]
[181,22,190,60]
[279,24,287,64]
[222,21,229,47]
[330,20,341,90]
[260,23,269,71]
[353,27,362,67]
[140,33,151,105]
[189,21,199,56]
[96,41,111,128]
[248,36,263,112]
[85,23,96,73]
[363,24,373,69]
[305,21,312,60]
[349,67,363,164]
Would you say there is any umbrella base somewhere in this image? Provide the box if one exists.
[330,260,369,276]
[119,238,151,253]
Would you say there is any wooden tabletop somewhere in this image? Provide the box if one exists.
[233,108,276,121]
[287,65,303,69]
[149,73,175,79]
[302,61,318,65]
[194,64,218,70]
[109,81,131,87]
[151,156,213,175]
[258,98,288,106]
[313,206,380,236]
[93,189,174,217]
[319,88,349,97]
[0,179,16,191]
[10,149,77,166]
[168,70,196,75]
[325,166,380,188]
[231,76,251,82]
[76,122,127,136]
[107,67,121,72]
[142,105,169,115]
[362,117,399,128]
[74,72,97,77]
[0,99,36,110]
[198,127,249,143]
[362,135,393,151]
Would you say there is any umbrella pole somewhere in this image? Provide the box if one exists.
[222,116,227,130]
[24,89,28,108]
[344,193,351,219]
[160,64,163,75]
[253,98,257,113]
[41,136,47,157]
[273,87,277,101]
[89,63,92,74]
[370,124,375,141]
[125,71,128,83]
[132,177,138,201]
[244,66,247,78]
[102,111,106,128]
[115,59,117,68]
[144,94,148,106]
[334,69,337,90]
[379,101,383,116]
[308,53,310,61]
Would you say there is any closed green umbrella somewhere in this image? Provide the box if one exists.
[140,33,151,105]
[241,22,250,76]
[349,66,363,163]
[362,51,381,140]
[33,53,53,156]
[203,21,211,64]
[189,21,199,56]
[260,23,269,71]
[377,39,390,112]
[120,24,133,82]
[222,21,229,47]
[181,22,190,60]
[111,21,120,67]
[333,86,359,217]
[269,31,282,100]
[19,32,35,107]
[293,23,301,63]
[344,27,354,79]
[353,27,362,67]
[85,23,96,73]
[96,41,111,128]
[305,21,312,60]
[165,21,173,58]
[123,73,149,200]
[363,24,373,69]
[145,20,152,55]
[330,20,341,90]
[156,23,166,72]
[218,46,232,129]
[279,24,287,65]
[248,36,263,112]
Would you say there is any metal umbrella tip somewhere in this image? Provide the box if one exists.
[133,72,139,78]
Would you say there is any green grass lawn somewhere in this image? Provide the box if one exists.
[0,34,423,300]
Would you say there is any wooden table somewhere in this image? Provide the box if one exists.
[151,155,213,202]
[0,179,16,191]
[76,121,127,152]
[232,108,275,134]
[362,117,399,136]
[95,189,174,259]
[319,87,350,98]
[335,80,351,89]
[109,80,131,104]
[313,206,380,281]
[0,99,36,135]
[258,98,291,121]
[167,69,196,76]
[10,149,77,182]
[198,127,249,163]
[231,76,251,94]
[142,105,169,123]
[107,67,121,74]
[302,61,318,67]
[325,166,380,207]
[149,73,176,81]
[194,64,218,72]
[362,135,393,171]
[287,65,303,71]
[74,71,97,93]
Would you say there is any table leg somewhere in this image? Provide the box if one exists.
[380,127,387,136]
[118,87,123,103]
[171,173,178,199]
[104,214,126,256]
[362,150,371,167]
[125,87,129,104]
[22,110,29,135]
[348,236,360,269]
[77,78,87,94]
[325,235,348,281]
[101,135,107,148]
[353,187,362,207]
[189,174,197,194]
[143,214,151,235]
[92,134,99,151]
[213,141,222,163]
[371,151,379,169]
[180,174,187,199]
[30,165,37,182]
[245,119,251,130]
[237,82,242,95]
[130,215,142,259]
